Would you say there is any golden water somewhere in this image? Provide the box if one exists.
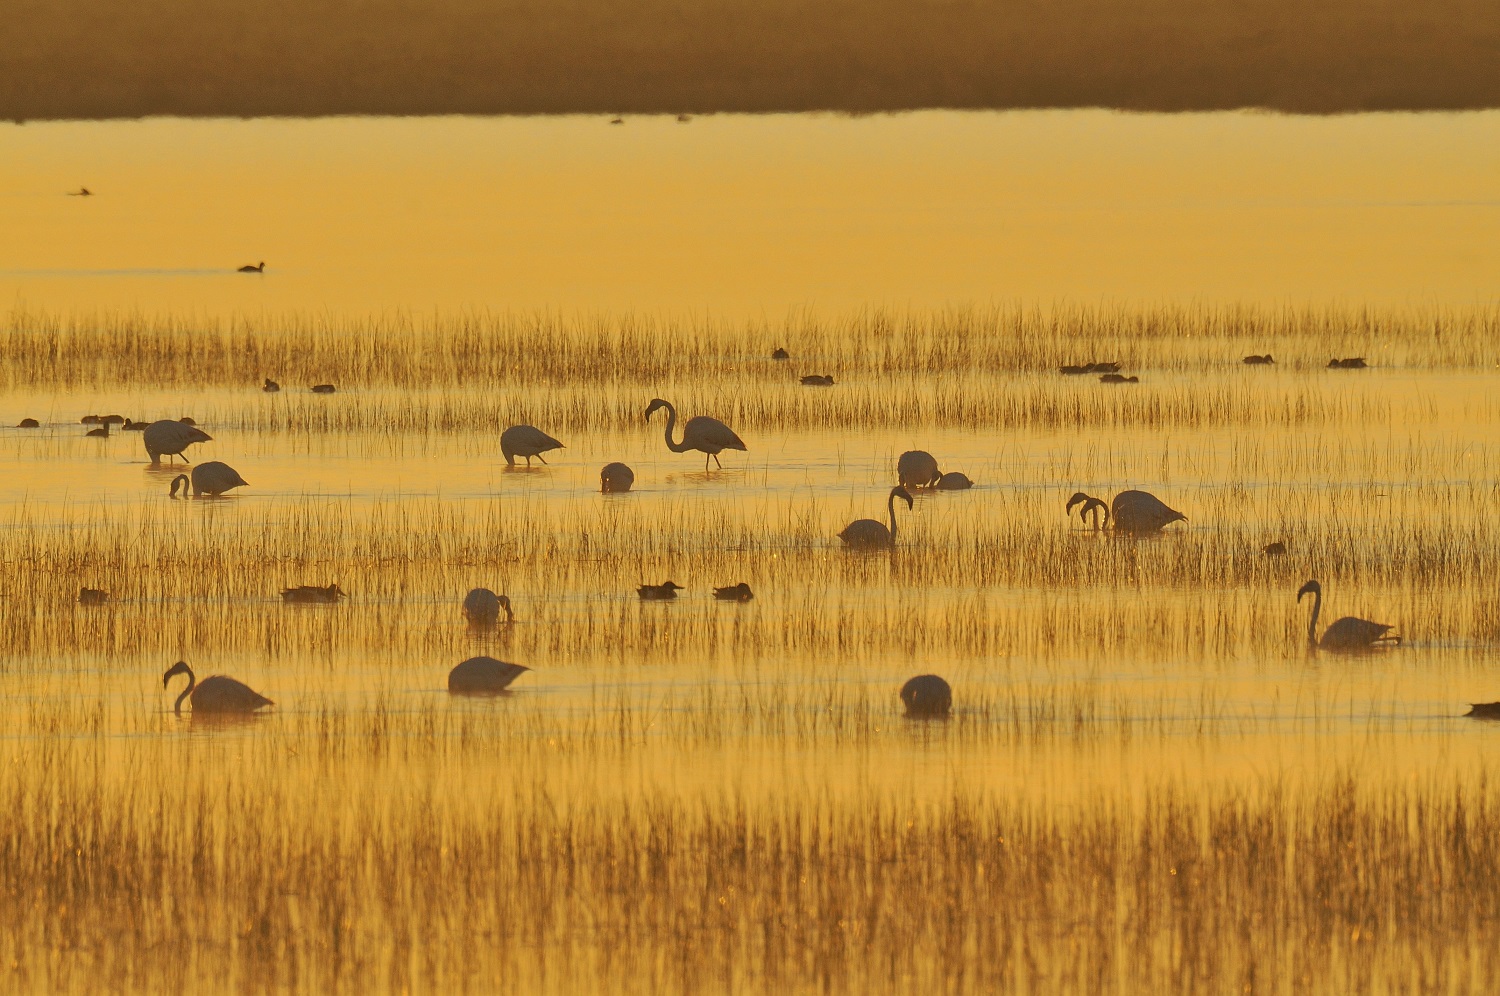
[1,112,1498,993]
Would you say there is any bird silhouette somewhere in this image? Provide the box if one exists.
[839,486,914,548]
[170,461,248,497]
[1243,354,1275,365]
[463,588,514,625]
[901,674,952,717]
[263,378,280,392]
[280,584,346,604]
[1066,490,1186,534]
[896,451,942,489]
[310,384,336,394]
[936,472,973,490]
[448,656,530,694]
[238,261,265,273]
[78,587,109,605]
[800,374,835,386]
[713,582,754,601]
[16,418,38,428]
[143,419,212,466]
[637,581,684,600]
[501,425,565,467]
[600,462,635,493]
[163,661,273,714]
[1297,580,1399,652]
[644,398,746,471]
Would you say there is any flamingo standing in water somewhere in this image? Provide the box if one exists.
[644,398,745,471]
[1296,580,1399,652]
[1066,490,1186,534]
[163,661,273,714]
[838,486,914,548]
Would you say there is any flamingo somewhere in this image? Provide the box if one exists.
[839,486,914,548]
[448,657,530,694]
[1066,490,1186,534]
[901,674,952,717]
[1297,580,1399,652]
[463,588,514,625]
[163,661,273,715]
[143,420,212,465]
[936,472,973,490]
[897,451,941,489]
[600,462,635,493]
[644,398,745,471]
[170,461,248,498]
[501,425,565,467]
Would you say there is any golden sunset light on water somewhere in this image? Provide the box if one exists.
[3,3,1500,992]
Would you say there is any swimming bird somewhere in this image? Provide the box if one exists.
[447,656,530,695]
[78,587,109,605]
[1060,365,1088,375]
[713,582,754,601]
[637,581,684,600]
[81,415,102,424]
[68,187,92,197]
[280,583,346,604]
[143,419,212,465]
[772,347,790,360]
[936,472,973,490]
[123,419,148,431]
[169,461,249,497]
[501,425,565,467]
[16,418,38,428]
[178,416,197,426]
[1066,490,1186,534]
[85,423,110,438]
[1296,579,1400,652]
[901,674,952,717]
[263,378,280,392]
[1087,361,1121,374]
[1263,541,1287,556]
[310,384,336,393]
[1099,374,1139,384]
[600,462,635,493]
[897,450,941,489]
[1465,703,1500,719]
[800,374,834,386]
[644,398,746,471]
[1328,357,1368,369]
[1243,354,1275,365]
[163,660,273,715]
[463,588,514,625]
[839,486,914,548]
[102,415,125,425]
[238,261,265,273]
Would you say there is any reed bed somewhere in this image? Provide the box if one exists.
[3,304,1499,992]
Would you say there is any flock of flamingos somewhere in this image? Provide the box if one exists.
[52,361,1484,721]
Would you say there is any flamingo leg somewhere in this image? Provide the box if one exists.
[536,453,548,465]
[713,453,723,470]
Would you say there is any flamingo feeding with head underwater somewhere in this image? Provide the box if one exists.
[1066,490,1186,534]
[169,461,248,497]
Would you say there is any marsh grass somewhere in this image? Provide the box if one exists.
[2,303,1499,991]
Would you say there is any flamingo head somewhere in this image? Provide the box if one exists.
[891,486,914,510]
[644,398,669,420]
[1064,492,1094,515]
[1297,580,1321,601]
[162,660,191,688]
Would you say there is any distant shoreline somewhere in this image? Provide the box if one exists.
[4,0,1498,121]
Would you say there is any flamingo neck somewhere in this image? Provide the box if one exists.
[173,668,196,714]
[887,492,898,542]
[170,474,189,498]
[660,403,687,452]
[1307,589,1321,647]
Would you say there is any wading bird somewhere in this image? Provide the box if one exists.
[238,261,265,273]
[169,461,248,497]
[1297,580,1399,652]
[637,581,684,600]
[901,674,952,717]
[600,462,635,493]
[463,588,514,625]
[936,472,973,490]
[897,450,941,489]
[644,398,746,471]
[143,419,212,465]
[1066,490,1186,534]
[501,425,565,467]
[163,660,273,715]
[447,656,530,694]
[281,583,346,604]
[713,582,754,601]
[839,486,914,549]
